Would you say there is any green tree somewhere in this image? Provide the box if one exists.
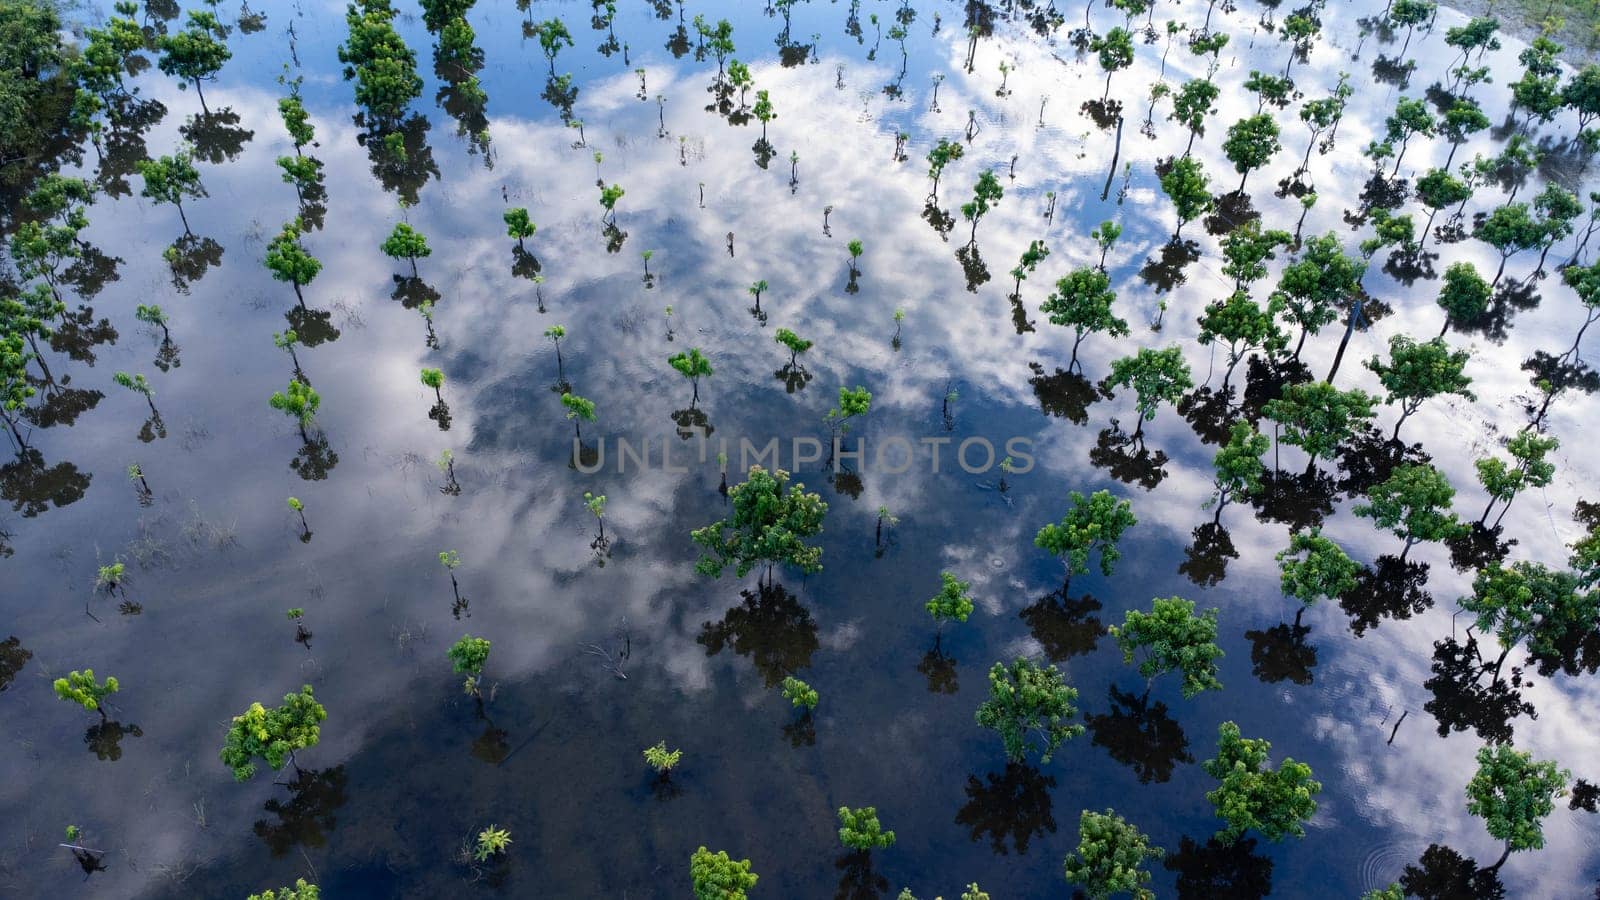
[960,169,1004,244]
[1378,97,1434,178]
[270,379,321,439]
[1220,220,1292,291]
[1477,202,1541,287]
[1222,113,1281,192]
[447,634,490,696]
[417,0,474,32]
[1438,97,1489,167]
[265,218,321,307]
[1510,36,1565,128]
[219,685,327,781]
[1244,70,1295,114]
[825,385,871,437]
[1202,721,1320,841]
[668,348,713,403]
[1352,464,1464,562]
[560,391,596,438]
[691,847,758,900]
[1364,335,1474,440]
[1208,421,1268,517]
[599,183,625,222]
[1415,170,1473,254]
[1465,743,1569,869]
[838,806,896,850]
[1387,0,1435,54]
[1101,346,1194,438]
[246,879,320,900]
[1531,183,1583,275]
[1459,561,1597,672]
[156,10,231,113]
[337,0,423,121]
[1474,431,1558,527]
[53,669,119,718]
[503,207,535,248]
[692,466,828,580]
[1169,78,1220,155]
[1109,596,1224,698]
[1091,27,1135,101]
[781,675,819,710]
[774,328,812,366]
[753,88,775,140]
[1159,154,1213,239]
[381,221,430,276]
[1035,490,1137,581]
[138,149,207,235]
[1262,381,1376,471]
[1436,261,1491,336]
[1197,290,1283,386]
[926,571,975,633]
[1272,232,1364,359]
[1275,529,1359,606]
[975,657,1083,764]
[925,137,966,198]
[1041,267,1128,370]
[643,741,683,775]
[531,18,573,75]
[1061,809,1163,900]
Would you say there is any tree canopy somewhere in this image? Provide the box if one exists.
[219,685,327,781]
[1110,596,1224,698]
[692,466,828,579]
[1035,490,1137,579]
[975,657,1084,764]
[1202,721,1320,841]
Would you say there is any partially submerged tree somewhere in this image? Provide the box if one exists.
[1201,721,1320,841]
[265,218,322,307]
[1109,596,1224,698]
[668,348,713,403]
[53,669,119,719]
[781,675,819,711]
[1364,336,1474,440]
[838,806,896,851]
[270,380,321,439]
[1041,267,1128,371]
[1262,381,1376,472]
[975,657,1084,764]
[503,208,536,248]
[219,685,327,781]
[381,222,431,277]
[1197,290,1283,386]
[1436,262,1491,336]
[1035,490,1137,582]
[156,10,231,113]
[1465,743,1568,870]
[1474,431,1558,527]
[643,741,683,777]
[1222,114,1281,192]
[692,466,827,581]
[1159,154,1213,239]
[960,170,1004,244]
[691,847,758,900]
[1101,346,1194,438]
[1091,27,1135,101]
[926,571,975,634]
[1208,422,1268,518]
[1061,809,1163,900]
[1275,529,1359,607]
[1352,464,1465,562]
[138,149,207,235]
[447,634,490,697]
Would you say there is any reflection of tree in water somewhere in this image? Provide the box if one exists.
[1247,468,1335,532]
[50,305,119,365]
[782,710,815,748]
[391,274,441,310]
[62,244,122,300]
[1089,421,1169,490]
[429,399,453,431]
[285,306,340,348]
[1445,522,1514,573]
[1162,834,1273,900]
[955,241,990,293]
[1244,608,1317,685]
[1019,587,1103,661]
[1138,237,1200,294]
[180,108,254,164]
[1086,684,1194,784]
[916,639,958,694]
[1341,555,1431,637]
[698,581,819,688]
[1178,385,1239,446]
[1180,522,1237,587]
[358,113,440,206]
[1423,635,1535,744]
[1527,620,1600,678]
[953,762,1057,855]
[1569,779,1599,812]
[603,221,629,254]
[670,406,714,442]
[1240,354,1311,423]
[921,199,956,242]
[0,635,33,691]
[164,232,224,295]
[833,849,887,900]
[1336,426,1429,499]
[22,382,103,429]
[84,720,142,761]
[1027,363,1097,425]
[1399,843,1505,900]
[98,96,168,200]
[291,433,340,482]
[253,765,349,857]
[1,448,92,517]
[471,723,510,765]
[774,362,812,394]
[1204,190,1259,236]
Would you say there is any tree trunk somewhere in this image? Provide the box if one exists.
[1325,298,1362,383]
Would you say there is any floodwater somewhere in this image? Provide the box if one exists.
[3,0,1599,897]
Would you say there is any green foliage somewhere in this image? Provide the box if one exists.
[503,207,536,241]
[279,94,316,149]
[247,879,321,900]
[265,219,322,293]
[1352,464,1464,554]
[691,846,758,900]
[774,327,812,361]
[531,18,574,69]
[286,497,303,513]
[848,239,865,260]
[752,89,775,130]
[1222,114,1281,184]
[219,685,327,781]
[1459,561,1597,659]
[276,154,324,191]
[53,669,119,713]
[1477,202,1542,266]
[1102,345,1194,423]
[1364,335,1474,430]
[668,348,713,385]
[417,0,475,32]
[781,675,819,710]
[1361,885,1403,900]
[599,183,625,217]
[838,806,896,850]
[693,466,828,579]
[474,824,512,861]
[1159,154,1213,231]
[1243,70,1294,110]
[926,571,975,627]
[926,137,966,190]
[420,367,444,391]
[826,385,872,433]
[976,657,1084,764]
[337,0,423,121]
[269,379,321,430]
[1276,529,1359,606]
[1041,267,1128,349]
[1201,721,1320,841]
[1034,490,1137,578]
[439,549,461,570]
[1220,220,1292,288]
[583,491,606,521]
[1475,431,1559,511]
[1465,744,1568,854]
[1169,78,1220,138]
[113,371,153,398]
[156,10,232,100]
[1109,597,1224,698]
[561,391,596,424]
[447,634,490,677]
[643,741,683,774]
[138,150,207,214]
[1092,26,1135,87]
[1061,808,1163,900]
[1263,381,1376,463]
[1197,290,1283,376]
[1437,262,1491,327]
[1210,421,1269,508]
[1272,232,1364,341]
[960,170,1004,241]
[382,222,430,264]
[96,561,125,590]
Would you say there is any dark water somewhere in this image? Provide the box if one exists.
[4,0,1599,897]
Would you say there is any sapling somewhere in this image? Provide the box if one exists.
[269,380,320,439]
[96,561,126,596]
[265,218,321,308]
[503,208,536,248]
[642,249,655,282]
[926,571,975,635]
[134,304,171,342]
[287,608,312,646]
[381,222,431,277]
[113,372,158,419]
[838,807,896,851]
[545,325,567,378]
[875,505,899,551]
[999,457,1015,493]
[474,825,512,861]
[420,367,445,404]
[599,183,625,223]
[447,634,491,698]
[437,449,461,495]
[561,392,597,438]
[774,328,811,367]
[138,149,207,235]
[748,280,768,306]
[847,239,864,273]
[961,170,1004,244]
[286,496,310,540]
[439,549,465,611]
[273,330,305,379]
[54,669,119,719]
[825,386,871,438]
[754,89,775,140]
[643,741,683,776]
[219,685,326,780]
[892,308,905,349]
[127,463,151,497]
[1092,221,1122,270]
[668,348,713,403]
[782,675,819,710]
[584,491,608,540]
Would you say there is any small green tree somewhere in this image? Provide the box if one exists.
[838,806,896,850]
[693,466,828,580]
[265,218,321,307]
[1223,113,1282,192]
[1202,721,1320,841]
[1477,202,1541,287]
[1465,743,1569,869]
[774,328,812,367]
[1169,78,1220,155]
[1159,154,1213,239]
[219,685,327,781]
[1275,529,1359,606]
[420,367,445,404]
[599,183,625,222]
[1061,809,1163,900]
[1220,220,1292,291]
[135,304,172,342]
[825,385,871,437]
[1364,336,1474,440]
[925,137,966,198]
[960,170,1004,244]
[1416,169,1474,250]
[1272,233,1364,359]
[926,571,974,633]
[1091,27,1135,101]
[447,634,490,697]
[1040,267,1128,370]
[138,149,207,235]
[643,741,683,776]
[270,379,321,439]
[781,675,819,710]
[246,878,320,900]
[1459,561,1597,672]
[53,669,119,718]
[691,847,758,900]
[1262,381,1376,471]
[975,657,1083,764]
[1110,597,1224,698]
[668,348,713,403]
[531,18,574,75]
[1474,431,1559,527]
[474,825,512,861]
[1352,463,1464,562]
[156,10,231,113]
[848,239,865,273]
[753,88,775,140]
[1035,490,1137,582]
[287,497,309,537]
[113,371,159,419]
[1436,261,1491,336]
[1197,290,1283,386]
[381,222,430,276]
[1208,421,1268,517]
[1091,221,1121,270]
[503,208,536,248]
[1102,345,1194,438]
[561,391,596,438]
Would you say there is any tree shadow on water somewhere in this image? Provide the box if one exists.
[953,762,1057,855]
[1086,684,1194,784]
[698,580,819,689]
